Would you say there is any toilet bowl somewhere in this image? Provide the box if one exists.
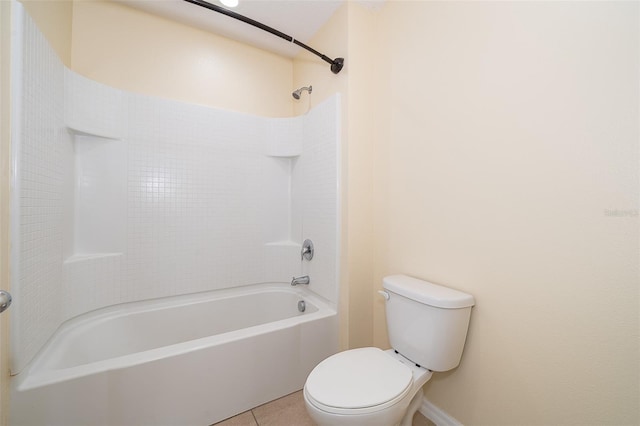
[303,275,475,426]
[304,348,433,426]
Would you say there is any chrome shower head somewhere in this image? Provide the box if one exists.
[292,86,312,100]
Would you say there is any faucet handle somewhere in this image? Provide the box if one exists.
[301,239,314,261]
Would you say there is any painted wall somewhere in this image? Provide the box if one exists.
[343,3,378,350]
[70,1,293,117]
[372,1,639,424]
[17,0,294,117]
[13,0,639,423]
[293,2,383,351]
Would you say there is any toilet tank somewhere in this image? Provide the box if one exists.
[383,275,475,372]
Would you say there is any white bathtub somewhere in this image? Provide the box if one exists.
[11,283,338,426]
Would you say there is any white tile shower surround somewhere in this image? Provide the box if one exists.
[13,6,68,374]
[12,5,339,374]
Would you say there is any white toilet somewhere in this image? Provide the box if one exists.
[303,274,475,426]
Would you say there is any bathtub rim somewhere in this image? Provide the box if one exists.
[13,282,336,391]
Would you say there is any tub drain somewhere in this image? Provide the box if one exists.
[298,300,306,312]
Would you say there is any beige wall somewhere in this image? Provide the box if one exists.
[16,0,295,116]
[343,3,377,350]
[12,0,640,423]
[292,3,347,118]
[293,2,379,350]
[20,0,73,66]
[70,1,292,117]
[373,1,639,424]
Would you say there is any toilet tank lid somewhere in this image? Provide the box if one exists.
[383,275,475,309]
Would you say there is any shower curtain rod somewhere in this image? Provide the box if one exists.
[183,0,345,74]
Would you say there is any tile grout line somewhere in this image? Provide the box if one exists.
[250,409,260,426]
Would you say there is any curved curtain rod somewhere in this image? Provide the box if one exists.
[183,0,345,74]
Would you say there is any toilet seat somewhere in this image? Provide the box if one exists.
[304,347,414,415]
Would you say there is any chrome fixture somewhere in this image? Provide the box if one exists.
[292,86,312,100]
[0,290,12,314]
[301,239,314,261]
[291,275,310,286]
[377,290,390,301]
[298,300,306,312]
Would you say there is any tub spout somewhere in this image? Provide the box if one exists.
[291,275,310,286]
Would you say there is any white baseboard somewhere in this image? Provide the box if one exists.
[419,397,463,426]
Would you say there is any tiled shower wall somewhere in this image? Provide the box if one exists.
[12,6,68,374]
[12,7,339,374]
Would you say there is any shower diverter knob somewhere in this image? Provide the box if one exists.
[301,239,314,261]
[0,290,12,314]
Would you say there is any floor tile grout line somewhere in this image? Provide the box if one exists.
[251,408,260,426]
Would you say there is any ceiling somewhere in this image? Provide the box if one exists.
[116,0,345,58]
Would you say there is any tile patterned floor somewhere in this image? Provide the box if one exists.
[212,390,435,426]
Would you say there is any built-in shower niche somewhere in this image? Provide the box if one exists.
[64,130,126,263]
[261,117,305,280]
